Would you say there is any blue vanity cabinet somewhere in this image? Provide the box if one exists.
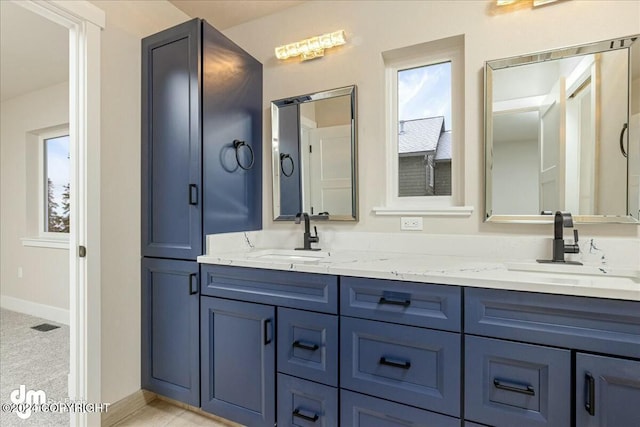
[200,297,275,427]
[141,258,199,406]
[202,23,262,235]
[142,18,262,260]
[141,19,202,260]
[200,265,339,426]
[575,353,640,427]
[340,276,462,422]
[465,287,640,427]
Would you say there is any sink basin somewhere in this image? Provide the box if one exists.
[247,249,330,263]
[505,262,640,291]
[506,261,640,281]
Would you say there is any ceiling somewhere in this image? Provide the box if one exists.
[0,1,69,102]
[168,0,304,30]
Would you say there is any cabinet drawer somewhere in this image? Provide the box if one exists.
[465,335,571,427]
[277,374,337,427]
[277,308,338,386]
[341,317,460,416]
[340,390,460,427]
[201,265,338,314]
[340,276,460,331]
[465,287,640,358]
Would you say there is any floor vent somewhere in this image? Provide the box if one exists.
[31,323,60,332]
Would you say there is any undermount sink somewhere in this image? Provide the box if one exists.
[247,249,330,263]
[506,261,640,286]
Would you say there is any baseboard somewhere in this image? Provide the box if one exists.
[0,295,70,325]
[102,389,157,427]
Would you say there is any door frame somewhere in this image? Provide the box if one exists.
[14,1,104,425]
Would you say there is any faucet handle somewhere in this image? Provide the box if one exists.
[573,229,579,243]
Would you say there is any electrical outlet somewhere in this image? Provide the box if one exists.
[17,267,23,279]
[400,217,423,231]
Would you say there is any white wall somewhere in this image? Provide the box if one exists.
[223,0,640,238]
[88,0,189,405]
[0,82,70,318]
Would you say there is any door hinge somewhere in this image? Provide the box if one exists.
[78,246,87,258]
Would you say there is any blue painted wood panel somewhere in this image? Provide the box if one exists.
[278,104,302,218]
[200,297,275,427]
[277,308,338,386]
[576,353,640,427]
[341,316,461,417]
[340,390,460,427]
[465,288,640,358]
[340,276,461,331]
[201,265,338,313]
[202,21,262,235]
[141,258,199,405]
[465,335,570,427]
[141,19,202,260]
[277,374,338,427]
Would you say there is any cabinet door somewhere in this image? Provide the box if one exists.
[202,22,262,235]
[141,19,202,259]
[576,353,640,427]
[201,297,275,427]
[141,258,199,406]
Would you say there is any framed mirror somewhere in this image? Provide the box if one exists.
[271,85,357,221]
[485,36,639,223]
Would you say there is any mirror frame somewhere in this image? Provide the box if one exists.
[484,35,639,224]
[271,85,358,221]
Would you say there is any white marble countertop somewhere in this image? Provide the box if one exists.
[198,243,640,302]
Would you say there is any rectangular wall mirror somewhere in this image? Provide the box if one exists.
[271,85,357,221]
[485,36,639,223]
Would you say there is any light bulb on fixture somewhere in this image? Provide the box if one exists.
[275,30,347,61]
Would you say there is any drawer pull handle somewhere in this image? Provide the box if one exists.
[585,372,596,416]
[293,408,319,422]
[293,340,319,351]
[493,378,535,396]
[379,356,411,369]
[379,296,411,307]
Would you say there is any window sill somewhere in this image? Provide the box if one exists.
[21,237,70,250]
[372,205,474,217]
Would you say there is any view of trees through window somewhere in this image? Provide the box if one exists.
[45,134,70,233]
[397,61,452,197]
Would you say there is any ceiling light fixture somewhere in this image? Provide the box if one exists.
[275,30,346,61]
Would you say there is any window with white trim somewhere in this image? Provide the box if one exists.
[374,35,473,216]
[42,130,70,234]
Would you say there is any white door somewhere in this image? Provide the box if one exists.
[539,81,565,213]
[307,125,352,216]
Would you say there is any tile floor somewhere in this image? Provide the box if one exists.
[113,398,243,427]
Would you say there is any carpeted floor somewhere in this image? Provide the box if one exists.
[0,308,70,426]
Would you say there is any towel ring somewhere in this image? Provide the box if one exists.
[280,153,295,177]
[233,139,255,170]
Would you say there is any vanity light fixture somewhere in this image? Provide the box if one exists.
[275,30,346,61]
[496,0,562,7]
